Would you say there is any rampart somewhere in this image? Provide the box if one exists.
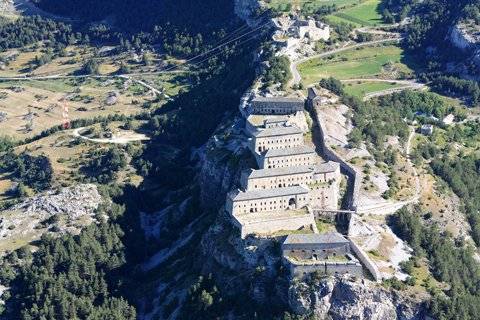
[311,106,360,211]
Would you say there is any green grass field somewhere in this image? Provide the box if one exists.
[343,81,404,98]
[326,0,384,27]
[298,44,414,85]
[267,0,361,13]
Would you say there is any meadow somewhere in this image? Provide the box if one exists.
[326,0,384,27]
[344,81,404,98]
[266,0,362,13]
[298,44,414,85]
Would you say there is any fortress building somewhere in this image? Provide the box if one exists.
[226,95,342,238]
[292,19,330,42]
[250,97,305,115]
[282,233,363,279]
[250,125,304,154]
[240,161,340,191]
[260,145,316,169]
[226,186,310,216]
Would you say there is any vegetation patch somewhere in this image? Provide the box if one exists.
[299,44,414,84]
[344,81,405,98]
[326,0,384,27]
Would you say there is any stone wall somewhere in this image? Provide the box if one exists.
[311,106,360,211]
[348,238,382,282]
[288,260,363,279]
[233,212,316,238]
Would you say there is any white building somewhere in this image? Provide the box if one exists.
[260,145,317,169]
[292,19,330,42]
[226,186,310,216]
[250,97,305,115]
[241,162,340,191]
[250,125,304,154]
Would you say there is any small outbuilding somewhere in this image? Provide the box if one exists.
[420,124,434,136]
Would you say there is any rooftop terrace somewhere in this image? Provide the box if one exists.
[284,232,349,245]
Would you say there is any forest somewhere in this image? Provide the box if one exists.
[391,206,480,320]
[33,0,238,32]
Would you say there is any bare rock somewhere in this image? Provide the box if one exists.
[289,277,427,320]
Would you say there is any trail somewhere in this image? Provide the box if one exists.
[406,127,421,200]
[72,127,150,144]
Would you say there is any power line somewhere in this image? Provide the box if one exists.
[158,19,272,73]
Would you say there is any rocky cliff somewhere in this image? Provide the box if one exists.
[289,277,427,320]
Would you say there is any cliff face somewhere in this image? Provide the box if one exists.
[289,277,426,320]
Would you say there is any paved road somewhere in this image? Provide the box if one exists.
[289,37,402,86]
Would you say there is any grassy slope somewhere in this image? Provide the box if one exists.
[326,0,384,27]
[298,44,413,84]
[344,81,404,98]
[267,0,360,12]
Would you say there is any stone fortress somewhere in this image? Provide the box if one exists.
[222,95,376,280]
[223,93,385,281]
[282,233,363,279]
[226,96,341,238]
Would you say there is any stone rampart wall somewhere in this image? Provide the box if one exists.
[311,106,360,211]
[233,212,316,239]
[348,239,381,282]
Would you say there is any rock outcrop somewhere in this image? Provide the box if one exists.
[289,277,426,319]
[0,184,103,254]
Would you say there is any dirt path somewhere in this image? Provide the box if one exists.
[72,127,150,144]
[406,127,421,199]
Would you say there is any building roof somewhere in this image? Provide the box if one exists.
[229,186,309,202]
[264,118,288,125]
[264,145,316,158]
[252,97,305,109]
[246,165,315,179]
[253,125,303,138]
[315,161,339,174]
[283,232,349,245]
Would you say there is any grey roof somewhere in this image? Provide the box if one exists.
[264,118,288,124]
[284,232,349,245]
[252,97,305,110]
[253,125,303,138]
[264,145,316,158]
[253,96,304,104]
[229,186,309,202]
[315,161,339,174]
[247,165,315,179]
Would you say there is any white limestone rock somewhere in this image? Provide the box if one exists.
[289,277,426,319]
